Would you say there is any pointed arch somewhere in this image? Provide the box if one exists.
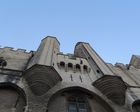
[0,82,26,112]
[47,86,114,112]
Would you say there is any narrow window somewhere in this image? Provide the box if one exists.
[0,57,7,68]
[80,60,83,64]
[76,64,81,72]
[70,74,73,81]
[83,65,88,73]
[96,70,100,74]
[79,76,83,83]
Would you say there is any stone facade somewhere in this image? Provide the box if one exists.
[0,36,140,112]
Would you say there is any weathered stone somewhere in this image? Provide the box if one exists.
[0,36,140,112]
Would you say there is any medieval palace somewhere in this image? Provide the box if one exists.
[0,36,140,112]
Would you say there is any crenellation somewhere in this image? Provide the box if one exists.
[0,36,140,112]
[0,47,33,55]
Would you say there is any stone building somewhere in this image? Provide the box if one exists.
[0,36,140,112]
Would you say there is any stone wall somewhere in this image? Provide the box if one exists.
[0,36,140,112]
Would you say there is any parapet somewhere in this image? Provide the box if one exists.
[0,46,34,71]
[0,46,33,54]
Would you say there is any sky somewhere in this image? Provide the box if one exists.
[0,0,140,64]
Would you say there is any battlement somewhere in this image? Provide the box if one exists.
[0,46,34,71]
[0,46,34,54]
[0,36,140,112]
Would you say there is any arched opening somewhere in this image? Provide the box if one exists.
[47,87,114,112]
[76,64,81,72]
[68,63,73,71]
[0,57,7,68]
[83,65,88,73]
[132,100,140,112]
[60,61,65,69]
[0,82,26,112]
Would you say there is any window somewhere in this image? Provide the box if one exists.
[68,63,73,69]
[60,61,65,67]
[68,63,73,72]
[83,65,88,73]
[0,57,7,68]
[76,64,81,72]
[96,70,100,74]
[68,96,88,112]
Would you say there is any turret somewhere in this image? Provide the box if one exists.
[23,36,62,96]
[74,42,127,105]
[28,36,60,68]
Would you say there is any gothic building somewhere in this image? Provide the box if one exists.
[0,36,140,112]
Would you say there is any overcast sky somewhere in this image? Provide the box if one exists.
[0,0,140,64]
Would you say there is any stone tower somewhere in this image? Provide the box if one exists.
[0,36,140,112]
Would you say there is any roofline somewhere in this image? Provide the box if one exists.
[41,36,60,45]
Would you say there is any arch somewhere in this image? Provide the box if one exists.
[0,57,7,68]
[68,63,73,68]
[47,86,114,112]
[0,82,26,112]
[68,63,73,71]
[83,65,88,70]
[60,61,65,67]
[132,100,140,112]
[83,65,88,73]
[60,61,65,68]
[76,64,81,72]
